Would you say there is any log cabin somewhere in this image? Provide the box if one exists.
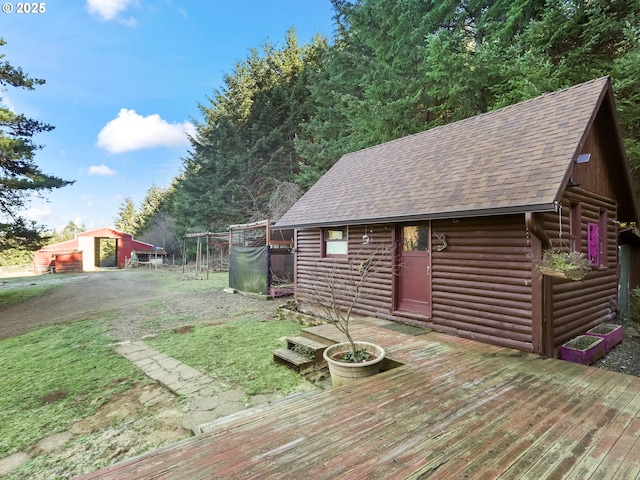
[275,77,639,357]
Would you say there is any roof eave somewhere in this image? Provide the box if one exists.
[273,203,558,229]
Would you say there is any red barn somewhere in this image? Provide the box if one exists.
[34,228,155,273]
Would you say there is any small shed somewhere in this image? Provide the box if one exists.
[275,77,639,357]
[129,248,167,268]
[228,220,295,297]
[34,228,155,273]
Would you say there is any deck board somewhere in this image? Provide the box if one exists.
[77,319,640,479]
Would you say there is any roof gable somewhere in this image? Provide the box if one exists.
[77,227,133,239]
[39,227,154,252]
[277,77,621,228]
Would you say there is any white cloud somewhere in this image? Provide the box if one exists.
[24,206,51,222]
[1,94,16,113]
[88,164,117,176]
[96,109,196,154]
[86,0,137,22]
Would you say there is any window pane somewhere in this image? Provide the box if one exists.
[403,225,429,251]
[326,240,348,255]
[326,229,345,240]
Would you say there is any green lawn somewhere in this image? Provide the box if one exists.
[0,317,145,458]
[0,274,85,306]
[0,270,313,463]
[147,319,315,396]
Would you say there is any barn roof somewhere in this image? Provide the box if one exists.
[38,227,154,252]
[276,77,629,228]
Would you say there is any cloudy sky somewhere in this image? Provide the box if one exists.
[1,0,334,231]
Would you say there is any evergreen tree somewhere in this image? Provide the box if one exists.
[114,197,139,234]
[0,39,74,250]
[49,220,85,243]
[137,185,167,232]
[166,1,640,231]
[171,30,325,232]
[297,0,640,188]
[484,0,640,181]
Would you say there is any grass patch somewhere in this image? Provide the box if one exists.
[147,319,314,396]
[0,282,57,306]
[0,274,85,306]
[151,270,229,293]
[0,317,145,458]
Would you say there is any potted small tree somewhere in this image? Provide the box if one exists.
[538,249,590,281]
[313,249,387,387]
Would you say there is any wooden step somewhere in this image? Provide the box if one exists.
[287,336,330,362]
[286,335,330,349]
[299,329,338,346]
[273,348,316,370]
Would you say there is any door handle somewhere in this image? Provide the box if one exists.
[426,266,431,275]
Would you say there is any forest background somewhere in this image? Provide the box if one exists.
[8,0,640,260]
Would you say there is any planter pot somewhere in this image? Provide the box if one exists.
[586,323,623,352]
[560,335,605,365]
[539,266,588,281]
[323,341,386,387]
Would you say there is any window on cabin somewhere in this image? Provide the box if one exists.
[323,227,348,257]
[403,224,429,251]
[587,210,608,268]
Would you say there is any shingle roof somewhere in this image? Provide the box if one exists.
[276,77,612,229]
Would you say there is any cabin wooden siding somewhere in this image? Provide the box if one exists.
[570,93,630,217]
[295,216,536,353]
[293,197,619,357]
[429,216,534,352]
[541,107,622,351]
[545,190,619,351]
[295,225,395,317]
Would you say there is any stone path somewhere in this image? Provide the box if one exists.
[0,341,286,477]
[112,341,279,434]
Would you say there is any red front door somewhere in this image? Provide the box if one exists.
[396,223,432,316]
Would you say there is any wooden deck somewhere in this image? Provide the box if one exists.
[78,319,640,479]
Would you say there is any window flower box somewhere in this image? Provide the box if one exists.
[560,335,605,365]
[586,324,623,352]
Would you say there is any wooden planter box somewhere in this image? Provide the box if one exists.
[586,324,623,352]
[560,335,605,365]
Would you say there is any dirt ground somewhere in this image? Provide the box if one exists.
[0,269,280,478]
[0,269,277,341]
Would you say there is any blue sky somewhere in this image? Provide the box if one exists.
[1,0,335,232]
